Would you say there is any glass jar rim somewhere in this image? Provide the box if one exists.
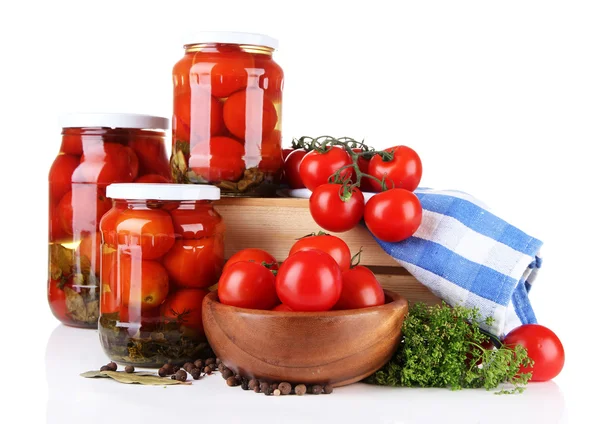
[183,31,278,50]
[106,183,220,201]
[59,113,170,130]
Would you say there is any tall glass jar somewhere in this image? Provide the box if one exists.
[171,32,284,196]
[99,183,224,366]
[48,114,170,328]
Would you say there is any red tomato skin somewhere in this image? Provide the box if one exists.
[282,148,294,162]
[115,208,175,260]
[161,289,209,336]
[73,143,139,186]
[222,90,278,140]
[503,324,565,382]
[309,184,365,233]
[289,235,351,272]
[189,136,245,183]
[368,146,422,192]
[364,188,422,242]
[276,250,343,312]
[333,266,385,310]
[162,238,224,289]
[283,149,307,189]
[57,186,112,236]
[223,248,279,271]
[217,261,279,310]
[48,154,80,204]
[299,147,352,191]
[272,304,294,312]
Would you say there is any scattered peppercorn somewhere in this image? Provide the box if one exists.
[241,379,250,390]
[191,368,202,380]
[203,366,212,375]
[209,363,217,371]
[260,381,270,393]
[100,365,110,372]
[263,386,273,396]
[324,384,333,394]
[205,358,216,366]
[217,363,225,373]
[216,358,222,365]
[162,364,173,374]
[311,385,323,395]
[226,376,239,387]
[158,367,168,377]
[295,384,307,396]
[171,365,180,373]
[193,359,203,369]
[253,385,261,393]
[222,368,233,380]
[183,362,195,373]
[278,382,292,395]
[175,370,187,382]
[270,382,279,391]
[124,365,134,374]
[249,379,259,390]
[171,375,176,380]
[106,362,118,372]
[273,389,281,396]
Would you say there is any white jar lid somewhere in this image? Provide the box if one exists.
[184,31,278,50]
[60,113,170,130]
[106,183,221,201]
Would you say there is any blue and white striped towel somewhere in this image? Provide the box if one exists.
[371,188,543,338]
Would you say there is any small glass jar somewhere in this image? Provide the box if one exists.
[99,183,224,366]
[48,114,170,328]
[171,32,284,196]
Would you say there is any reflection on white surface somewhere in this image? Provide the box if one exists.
[45,323,568,424]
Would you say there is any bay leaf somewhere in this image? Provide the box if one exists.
[49,244,74,277]
[64,286,87,321]
[80,370,190,385]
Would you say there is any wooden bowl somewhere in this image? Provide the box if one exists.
[202,290,408,387]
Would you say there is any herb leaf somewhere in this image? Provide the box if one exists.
[80,370,190,385]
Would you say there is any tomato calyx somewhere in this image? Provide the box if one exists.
[295,230,329,240]
[260,261,279,276]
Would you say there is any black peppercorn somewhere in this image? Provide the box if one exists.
[217,363,225,373]
[222,368,233,380]
[324,384,333,394]
[191,368,201,380]
[124,365,134,373]
[253,385,261,393]
[205,358,216,366]
[100,365,110,372]
[260,381,270,393]
[162,364,173,374]
[193,359,203,369]
[209,363,217,371]
[226,376,239,387]
[158,367,168,377]
[311,385,323,395]
[295,384,307,396]
[216,358,222,365]
[241,379,250,390]
[249,379,259,390]
[278,382,292,395]
[106,362,118,372]
[263,386,273,396]
[203,366,212,375]
[171,375,176,380]
[171,365,180,373]
[183,362,195,373]
[270,382,279,391]
[175,370,187,382]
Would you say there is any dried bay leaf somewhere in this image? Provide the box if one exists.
[49,244,74,277]
[64,287,98,324]
[80,370,190,385]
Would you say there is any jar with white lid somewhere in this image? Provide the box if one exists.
[98,183,224,366]
[48,113,171,328]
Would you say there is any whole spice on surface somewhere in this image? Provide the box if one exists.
[273,389,281,396]
[100,365,110,372]
[278,382,292,395]
[260,381,270,393]
[171,365,181,373]
[253,386,261,393]
[175,370,187,382]
[249,379,259,390]
[205,358,216,366]
[124,365,135,374]
[106,362,118,372]
[191,368,202,380]
[158,367,168,377]
[194,359,204,369]
[295,384,307,396]
[263,386,273,396]
[183,362,195,373]
[203,366,212,375]
[270,382,279,391]
[311,385,323,395]
[324,384,334,394]
[241,379,250,390]
[226,376,239,387]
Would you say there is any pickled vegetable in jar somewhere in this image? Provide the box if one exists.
[48,114,170,328]
[99,183,225,366]
[171,32,284,196]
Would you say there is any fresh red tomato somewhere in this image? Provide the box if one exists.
[349,148,376,192]
[282,148,294,162]
[170,203,223,239]
[190,50,254,98]
[299,147,353,191]
[503,324,565,382]
[368,146,422,192]
[223,248,279,271]
[48,279,68,321]
[48,154,80,204]
[118,255,170,311]
[218,261,279,310]
[57,186,112,236]
[174,92,224,142]
[364,188,422,242]
[283,149,308,189]
[222,90,278,140]
[333,265,385,310]
[115,208,175,259]
[129,136,171,179]
[276,250,342,312]
[134,174,170,183]
[162,238,224,289]
[272,303,294,312]
[73,143,139,186]
[309,184,365,233]
[189,136,245,183]
[289,233,351,271]
[161,289,209,336]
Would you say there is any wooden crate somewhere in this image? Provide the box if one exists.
[214,197,440,306]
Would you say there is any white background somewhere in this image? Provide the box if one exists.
[1,0,598,422]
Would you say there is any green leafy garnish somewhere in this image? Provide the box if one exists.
[366,302,533,394]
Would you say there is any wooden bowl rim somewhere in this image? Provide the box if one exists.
[203,289,408,317]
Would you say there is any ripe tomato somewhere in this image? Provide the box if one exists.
[60,133,84,156]
[170,203,223,239]
[162,238,224,289]
[119,255,169,311]
[333,265,385,310]
[272,304,294,312]
[73,143,139,186]
[115,208,175,259]
[190,51,254,98]
[100,248,119,315]
[276,250,343,312]
[282,148,294,162]
[364,188,422,242]
[48,154,79,204]
[218,261,279,310]
[174,92,224,142]
[503,324,565,382]
[99,206,121,247]
[223,248,279,271]
[161,289,209,336]
[256,54,284,98]
[134,174,170,183]
[350,148,376,192]
[129,136,171,179]
[283,149,307,189]
[77,232,102,275]
[49,204,70,242]
[57,186,112,236]
[48,279,68,322]
[299,147,352,191]
[309,184,365,233]
[289,234,351,272]
[189,136,245,183]
[222,90,278,140]
[368,146,422,192]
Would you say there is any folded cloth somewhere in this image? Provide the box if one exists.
[370,188,543,338]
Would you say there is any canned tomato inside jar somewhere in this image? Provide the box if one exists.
[99,183,224,366]
[171,31,283,196]
[48,114,170,329]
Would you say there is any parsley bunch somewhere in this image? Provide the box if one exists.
[367,302,533,394]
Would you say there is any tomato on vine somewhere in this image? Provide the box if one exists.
[364,188,422,242]
[283,149,308,189]
[309,184,364,233]
[368,145,422,192]
[299,146,352,191]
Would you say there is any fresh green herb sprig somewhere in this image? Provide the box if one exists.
[367,302,533,394]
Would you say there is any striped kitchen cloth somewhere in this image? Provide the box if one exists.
[370,188,543,338]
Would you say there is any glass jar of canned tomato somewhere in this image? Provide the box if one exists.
[98,183,224,366]
[171,32,284,196]
[48,114,170,328]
